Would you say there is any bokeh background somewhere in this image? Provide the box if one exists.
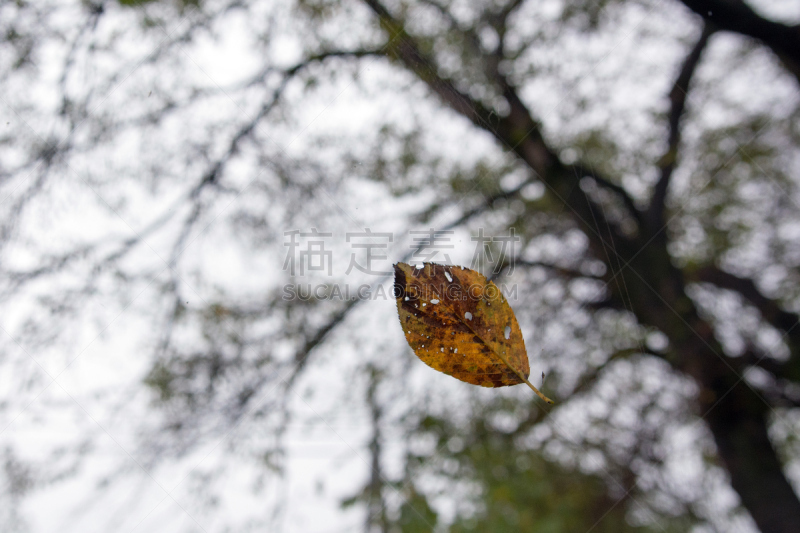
[1,1,800,532]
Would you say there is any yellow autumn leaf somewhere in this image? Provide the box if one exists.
[394,262,552,404]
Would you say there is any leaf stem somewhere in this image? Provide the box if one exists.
[492,349,554,404]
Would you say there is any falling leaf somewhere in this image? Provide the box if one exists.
[394,262,552,403]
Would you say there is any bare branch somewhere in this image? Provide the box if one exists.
[2,48,383,298]
[363,0,497,128]
[429,176,537,228]
[283,297,363,391]
[648,23,715,229]
[677,0,800,83]
[691,265,800,381]
[511,258,600,280]
[571,161,643,227]
[362,0,641,260]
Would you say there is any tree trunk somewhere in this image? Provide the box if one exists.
[705,384,800,533]
[622,242,800,533]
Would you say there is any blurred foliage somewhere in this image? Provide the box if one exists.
[344,394,698,533]
[403,405,695,533]
[117,0,200,8]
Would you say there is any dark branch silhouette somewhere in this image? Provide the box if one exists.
[648,23,715,230]
[678,0,800,82]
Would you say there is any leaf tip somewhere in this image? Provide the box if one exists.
[393,262,408,300]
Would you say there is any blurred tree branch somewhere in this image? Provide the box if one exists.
[359,1,800,531]
[648,22,715,230]
[692,265,800,381]
[678,0,800,83]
